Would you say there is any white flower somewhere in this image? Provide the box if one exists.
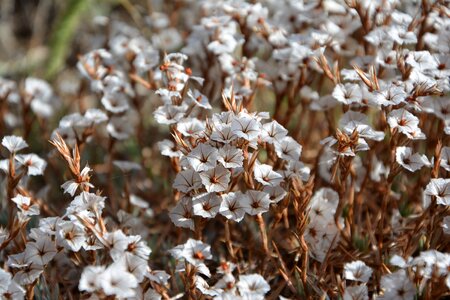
[153,104,187,125]
[387,26,417,45]
[105,229,128,252]
[13,262,44,285]
[107,116,134,140]
[11,194,40,217]
[173,169,202,194]
[100,261,138,298]
[304,217,340,263]
[340,111,384,141]
[217,145,244,169]
[177,118,206,137]
[61,165,94,196]
[120,254,148,282]
[56,221,86,252]
[179,238,213,265]
[284,160,311,181]
[390,255,411,268]
[195,276,221,297]
[84,108,108,124]
[220,192,247,222]
[192,193,222,218]
[169,197,194,230]
[388,109,424,139]
[24,236,57,266]
[372,84,406,107]
[332,83,362,105]
[183,143,218,172]
[211,125,238,143]
[242,190,271,215]
[231,113,261,142]
[153,28,183,52]
[380,269,415,300]
[309,188,339,221]
[343,285,368,300]
[405,51,438,71]
[214,273,236,294]
[79,265,105,293]
[15,154,47,176]
[0,77,19,103]
[253,163,283,187]
[395,146,430,172]
[263,186,287,203]
[66,191,106,216]
[274,136,302,161]
[0,269,11,294]
[186,89,212,109]
[2,135,28,153]
[236,274,270,299]
[158,139,183,158]
[25,77,55,118]
[199,164,231,193]
[2,280,25,299]
[207,32,239,55]
[424,178,450,206]
[146,270,171,285]
[261,120,288,144]
[110,233,151,262]
[343,260,373,283]
[101,91,130,113]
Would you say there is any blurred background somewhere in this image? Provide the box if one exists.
[0,0,189,79]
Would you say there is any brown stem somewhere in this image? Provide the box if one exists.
[256,213,269,255]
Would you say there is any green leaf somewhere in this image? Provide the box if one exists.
[46,0,90,79]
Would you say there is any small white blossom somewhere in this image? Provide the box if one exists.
[395,146,430,172]
[343,260,373,283]
[274,136,302,161]
[79,265,105,293]
[169,197,195,230]
[0,269,12,295]
[173,169,202,194]
[100,261,139,298]
[242,190,271,215]
[15,154,47,176]
[56,221,86,252]
[332,83,362,105]
[261,120,288,144]
[253,163,283,187]
[11,194,40,217]
[231,113,261,142]
[424,178,450,206]
[380,270,415,300]
[217,145,244,169]
[2,136,28,153]
[220,192,247,222]
[388,109,425,139]
[192,193,222,218]
[183,143,218,172]
[199,164,231,193]
[236,274,270,299]
[24,236,57,266]
[343,285,368,300]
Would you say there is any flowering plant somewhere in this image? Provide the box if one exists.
[0,0,449,299]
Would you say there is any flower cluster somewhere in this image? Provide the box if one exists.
[0,0,449,299]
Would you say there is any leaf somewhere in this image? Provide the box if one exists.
[45,0,90,79]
